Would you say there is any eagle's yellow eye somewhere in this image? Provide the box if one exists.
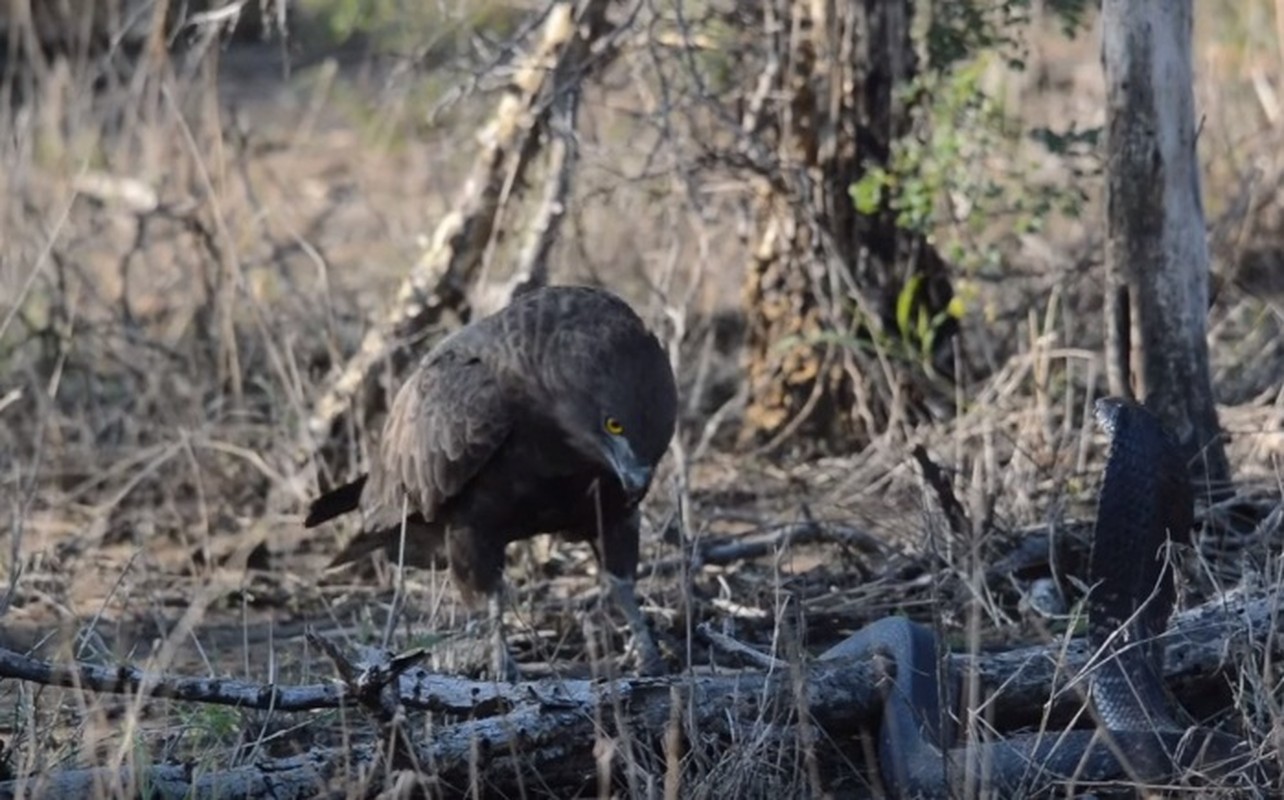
[604,416,625,435]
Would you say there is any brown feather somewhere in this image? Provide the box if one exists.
[303,475,366,528]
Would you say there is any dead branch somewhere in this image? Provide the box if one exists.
[470,58,583,317]
[308,630,431,724]
[0,754,342,800]
[912,444,971,539]
[697,621,789,669]
[0,641,342,711]
[647,519,883,576]
[301,0,615,457]
[0,587,1276,797]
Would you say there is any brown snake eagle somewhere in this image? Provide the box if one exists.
[304,285,678,679]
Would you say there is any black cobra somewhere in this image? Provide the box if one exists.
[822,398,1259,797]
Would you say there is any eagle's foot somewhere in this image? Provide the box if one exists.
[607,574,667,676]
[488,640,521,683]
[486,591,521,683]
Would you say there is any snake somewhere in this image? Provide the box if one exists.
[821,398,1261,797]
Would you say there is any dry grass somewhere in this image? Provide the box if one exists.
[0,2,1282,798]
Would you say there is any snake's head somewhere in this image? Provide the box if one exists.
[1093,396,1130,437]
[1094,396,1182,454]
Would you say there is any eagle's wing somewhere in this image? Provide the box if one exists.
[369,348,514,527]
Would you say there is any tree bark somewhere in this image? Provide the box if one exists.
[739,0,957,453]
[1101,0,1230,491]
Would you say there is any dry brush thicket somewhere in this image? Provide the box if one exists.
[0,2,1282,798]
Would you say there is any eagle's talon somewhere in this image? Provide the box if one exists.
[489,644,521,684]
[632,641,667,677]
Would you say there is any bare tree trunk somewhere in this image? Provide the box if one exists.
[739,0,956,453]
[1101,0,1230,491]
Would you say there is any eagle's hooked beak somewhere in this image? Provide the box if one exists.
[602,435,652,503]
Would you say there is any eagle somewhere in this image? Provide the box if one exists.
[304,285,678,679]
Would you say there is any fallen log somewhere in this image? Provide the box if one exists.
[0,586,1274,798]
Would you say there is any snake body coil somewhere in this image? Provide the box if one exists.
[822,398,1256,796]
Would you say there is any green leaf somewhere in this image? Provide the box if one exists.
[849,171,886,215]
[895,274,923,342]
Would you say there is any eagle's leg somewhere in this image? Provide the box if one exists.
[447,523,520,682]
[606,573,664,676]
[487,587,521,683]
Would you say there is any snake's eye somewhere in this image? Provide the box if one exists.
[604,416,625,435]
